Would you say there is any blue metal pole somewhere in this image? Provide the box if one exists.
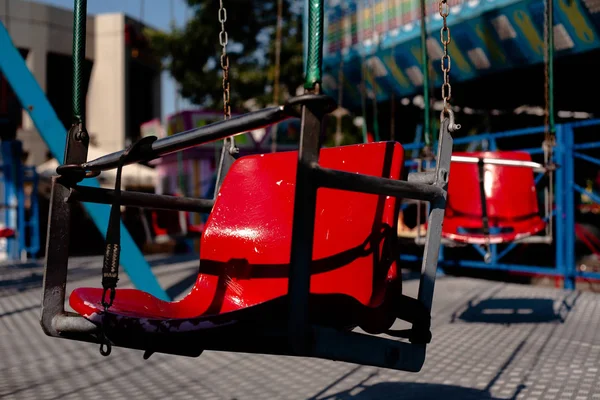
[491,243,498,263]
[573,151,600,167]
[496,241,519,262]
[439,259,562,276]
[573,184,600,205]
[573,142,600,151]
[555,125,566,287]
[564,118,600,129]
[564,125,576,289]
[29,167,40,256]
[15,141,26,260]
[2,141,17,260]
[0,22,168,300]
[412,124,423,159]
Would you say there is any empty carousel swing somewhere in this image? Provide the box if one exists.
[40,0,457,372]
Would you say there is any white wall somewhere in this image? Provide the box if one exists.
[87,14,126,153]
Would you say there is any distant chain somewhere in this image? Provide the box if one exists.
[219,0,231,121]
[218,0,237,153]
[542,0,555,151]
[439,0,452,120]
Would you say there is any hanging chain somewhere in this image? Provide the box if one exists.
[543,0,555,239]
[219,1,230,120]
[439,0,459,131]
[542,0,555,160]
[218,0,237,152]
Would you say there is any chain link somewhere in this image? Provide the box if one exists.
[219,1,231,121]
[218,0,237,153]
[542,0,555,151]
[439,0,457,130]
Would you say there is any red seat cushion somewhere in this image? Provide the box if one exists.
[70,142,404,325]
[442,151,546,244]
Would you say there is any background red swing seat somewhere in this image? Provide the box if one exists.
[151,193,204,238]
[70,142,405,334]
[0,228,15,238]
[442,151,546,244]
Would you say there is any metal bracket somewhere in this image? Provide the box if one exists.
[417,119,453,312]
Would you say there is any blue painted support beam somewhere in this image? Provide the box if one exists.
[573,142,600,151]
[1,142,17,259]
[439,260,560,276]
[411,125,423,159]
[15,142,26,260]
[0,22,168,300]
[577,271,600,280]
[555,125,566,288]
[564,119,600,129]
[496,241,519,262]
[574,151,600,167]
[573,184,600,205]
[563,125,576,290]
[399,254,558,276]
[28,167,40,256]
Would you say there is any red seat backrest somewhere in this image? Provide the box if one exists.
[197,142,404,314]
[446,151,540,227]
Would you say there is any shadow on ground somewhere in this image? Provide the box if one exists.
[311,381,502,400]
[450,289,581,325]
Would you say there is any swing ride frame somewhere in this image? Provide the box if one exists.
[37,0,456,372]
[39,80,454,373]
[401,120,600,290]
[321,0,557,264]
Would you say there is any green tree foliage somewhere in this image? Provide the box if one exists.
[147,0,304,112]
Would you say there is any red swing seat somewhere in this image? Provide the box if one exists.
[442,151,546,244]
[0,228,15,238]
[70,142,405,334]
[151,194,204,238]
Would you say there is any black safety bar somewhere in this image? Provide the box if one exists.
[68,186,215,213]
[58,104,301,176]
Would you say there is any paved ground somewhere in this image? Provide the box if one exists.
[1,255,599,399]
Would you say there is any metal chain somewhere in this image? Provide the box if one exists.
[218,0,237,152]
[542,0,555,154]
[439,0,459,131]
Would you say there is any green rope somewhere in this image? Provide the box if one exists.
[304,0,324,90]
[72,0,88,124]
[420,0,431,148]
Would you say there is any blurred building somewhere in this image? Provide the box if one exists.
[0,0,162,175]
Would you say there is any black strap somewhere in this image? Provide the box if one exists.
[101,136,157,307]
[99,136,156,356]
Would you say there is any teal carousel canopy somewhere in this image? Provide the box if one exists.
[319,0,600,108]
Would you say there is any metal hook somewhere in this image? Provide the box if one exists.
[441,108,461,132]
[99,340,112,356]
[484,250,492,264]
